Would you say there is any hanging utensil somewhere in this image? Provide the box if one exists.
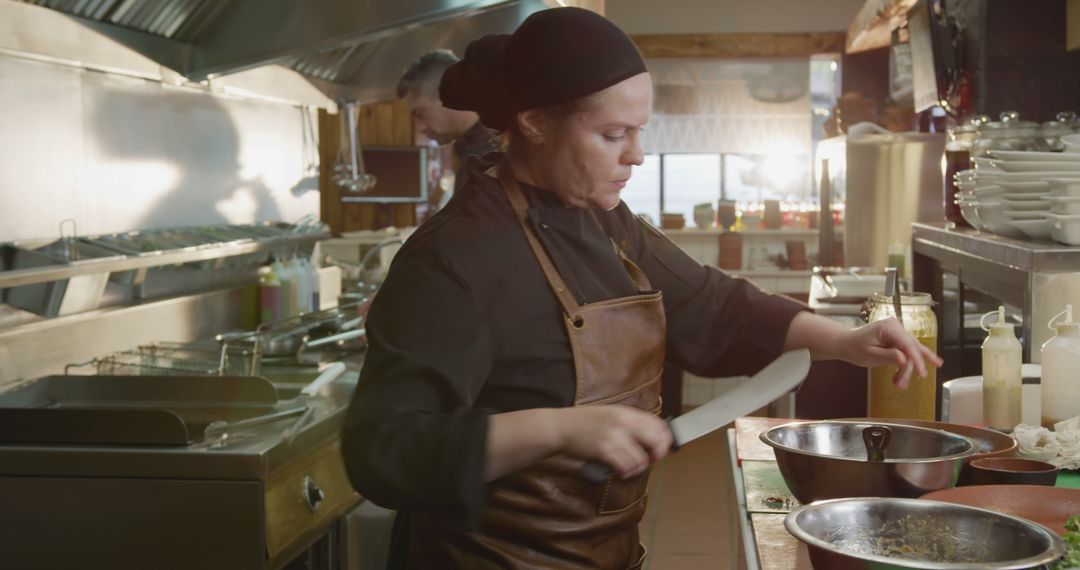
[333,101,376,193]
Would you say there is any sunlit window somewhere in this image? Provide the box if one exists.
[621,154,661,224]
[723,153,812,204]
[662,154,721,228]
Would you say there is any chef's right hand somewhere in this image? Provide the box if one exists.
[556,405,672,479]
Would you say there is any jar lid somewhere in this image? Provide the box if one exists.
[997,110,1039,130]
[870,292,934,305]
[1043,120,1074,135]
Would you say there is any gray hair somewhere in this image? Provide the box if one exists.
[396,50,460,100]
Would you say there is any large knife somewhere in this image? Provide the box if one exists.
[582,348,812,483]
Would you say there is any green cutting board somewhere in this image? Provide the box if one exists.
[1057,469,1080,489]
[742,460,801,514]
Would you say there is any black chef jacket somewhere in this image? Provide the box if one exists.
[341,155,807,536]
[452,121,499,192]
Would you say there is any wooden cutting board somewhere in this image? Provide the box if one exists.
[734,416,793,462]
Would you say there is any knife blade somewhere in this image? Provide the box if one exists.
[581,349,811,484]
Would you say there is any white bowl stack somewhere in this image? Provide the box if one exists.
[954,147,1080,244]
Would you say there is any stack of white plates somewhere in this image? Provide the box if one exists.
[954,149,1080,242]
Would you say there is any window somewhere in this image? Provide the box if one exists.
[621,154,661,225]
[723,153,812,204]
[662,154,721,228]
[621,151,811,223]
[616,55,839,225]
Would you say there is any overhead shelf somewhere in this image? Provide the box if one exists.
[0,231,328,291]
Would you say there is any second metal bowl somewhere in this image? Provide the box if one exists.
[785,497,1065,569]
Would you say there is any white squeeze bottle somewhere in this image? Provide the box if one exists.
[1041,304,1080,426]
[981,306,1021,431]
[272,257,294,318]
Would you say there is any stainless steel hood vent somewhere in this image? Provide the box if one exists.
[14,0,551,103]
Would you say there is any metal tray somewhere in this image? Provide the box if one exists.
[0,375,279,446]
[0,242,116,317]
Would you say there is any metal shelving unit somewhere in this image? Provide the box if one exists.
[912,222,1080,377]
[0,231,327,290]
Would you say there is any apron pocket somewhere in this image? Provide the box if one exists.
[597,468,650,515]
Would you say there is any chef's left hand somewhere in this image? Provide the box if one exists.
[838,317,943,389]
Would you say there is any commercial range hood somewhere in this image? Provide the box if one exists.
[11,0,561,103]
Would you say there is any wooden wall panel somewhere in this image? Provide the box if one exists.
[319,100,417,234]
[359,105,378,146]
[390,100,414,145]
[318,109,342,236]
[374,103,396,146]
[631,32,846,59]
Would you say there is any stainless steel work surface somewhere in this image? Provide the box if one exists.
[0,365,359,480]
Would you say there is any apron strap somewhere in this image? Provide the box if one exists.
[498,164,584,324]
[586,210,652,293]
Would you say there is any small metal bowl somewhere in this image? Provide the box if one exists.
[761,421,976,503]
[785,497,1066,569]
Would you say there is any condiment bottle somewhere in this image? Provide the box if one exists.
[980,306,1021,431]
[1041,304,1080,426]
[259,264,282,323]
[867,292,938,420]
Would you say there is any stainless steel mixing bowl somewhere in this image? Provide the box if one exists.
[760,420,976,503]
[785,497,1066,569]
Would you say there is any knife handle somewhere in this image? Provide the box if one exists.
[581,461,613,484]
[581,417,678,484]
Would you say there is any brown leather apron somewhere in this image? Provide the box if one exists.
[407,166,666,569]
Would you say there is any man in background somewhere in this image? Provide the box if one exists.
[397,50,498,208]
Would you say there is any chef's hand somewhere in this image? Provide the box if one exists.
[838,317,943,389]
[785,312,944,389]
[557,405,672,479]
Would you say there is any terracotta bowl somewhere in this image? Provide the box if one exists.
[967,457,1059,486]
[922,485,1080,535]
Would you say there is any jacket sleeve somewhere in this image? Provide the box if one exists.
[340,251,493,525]
[630,215,809,377]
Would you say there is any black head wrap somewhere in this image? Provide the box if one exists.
[439,7,647,132]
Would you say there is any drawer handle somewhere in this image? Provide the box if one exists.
[302,476,325,512]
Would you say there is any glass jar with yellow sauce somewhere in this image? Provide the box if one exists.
[866,292,938,420]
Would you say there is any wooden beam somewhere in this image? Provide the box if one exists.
[631,32,846,59]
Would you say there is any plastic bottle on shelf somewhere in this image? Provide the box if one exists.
[293,257,312,314]
[272,257,294,318]
[288,257,308,315]
[1041,304,1080,427]
[980,306,1022,431]
[306,256,321,312]
[259,264,282,324]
